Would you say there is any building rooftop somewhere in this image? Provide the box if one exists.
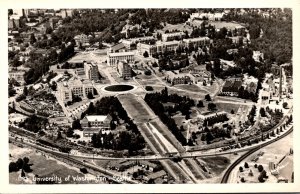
[108,51,135,57]
[183,37,210,43]
[85,115,109,122]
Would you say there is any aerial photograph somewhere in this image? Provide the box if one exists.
[8,8,293,184]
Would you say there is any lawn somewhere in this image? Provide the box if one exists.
[9,144,98,184]
[200,156,231,176]
[174,84,206,93]
[208,21,245,30]
[158,23,193,34]
[214,102,241,113]
[117,94,155,123]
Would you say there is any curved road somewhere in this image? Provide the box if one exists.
[220,125,293,183]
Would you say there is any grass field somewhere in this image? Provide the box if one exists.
[201,156,231,176]
[157,23,193,34]
[215,102,241,113]
[208,21,245,30]
[117,94,155,123]
[9,144,98,184]
[174,84,206,93]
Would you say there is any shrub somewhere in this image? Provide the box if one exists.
[257,164,264,172]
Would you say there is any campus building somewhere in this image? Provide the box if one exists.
[162,32,185,42]
[60,79,94,101]
[120,36,155,48]
[165,71,192,85]
[107,51,135,66]
[74,34,89,47]
[220,79,243,96]
[80,115,112,137]
[137,40,180,56]
[117,61,132,79]
[84,62,99,81]
[182,37,211,48]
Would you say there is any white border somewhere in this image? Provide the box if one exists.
[1,0,299,193]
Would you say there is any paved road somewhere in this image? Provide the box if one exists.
[221,125,293,183]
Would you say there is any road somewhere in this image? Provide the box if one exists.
[221,124,293,183]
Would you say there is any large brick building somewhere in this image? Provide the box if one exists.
[80,115,112,137]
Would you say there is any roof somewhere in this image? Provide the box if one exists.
[110,43,126,52]
[85,115,109,122]
[183,37,210,43]
[162,31,185,37]
[108,51,135,57]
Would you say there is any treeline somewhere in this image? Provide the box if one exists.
[144,88,195,145]
[9,157,32,173]
[91,130,145,154]
[203,114,229,126]
[129,9,190,32]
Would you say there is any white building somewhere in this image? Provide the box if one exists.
[107,51,135,66]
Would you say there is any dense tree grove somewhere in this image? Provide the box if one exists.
[224,9,292,66]
[203,114,229,126]
[9,157,32,173]
[82,96,145,151]
[19,115,48,133]
[144,87,197,145]
[91,130,145,154]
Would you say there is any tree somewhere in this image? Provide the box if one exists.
[197,100,204,107]
[16,158,24,170]
[145,86,154,91]
[23,86,28,96]
[283,102,288,109]
[9,162,18,172]
[66,127,74,137]
[30,33,36,45]
[231,109,235,114]
[72,119,81,129]
[260,107,266,117]
[46,27,53,34]
[240,177,245,183]
[244,162,249,168]
[87,92,94,99]
[249,169,254,176]
[257,164,264,172]
[205,94,211,101]
[258,173,264,182]
[143,51,149,58]
[208,103,216,111]
[144,69,152,75]
[239,166,243,172]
